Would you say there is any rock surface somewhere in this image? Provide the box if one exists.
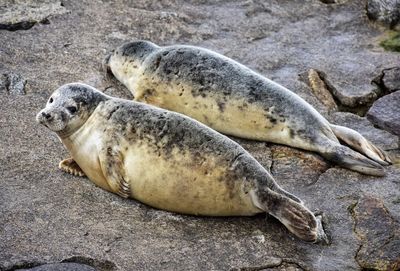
[350,196,400,271]
[367,91,400,136]
[366,0,400,29]
[0,0,68,31]
[0,72,26,95]
[20,263,96,271]
[378,67,400,92]
[1,0,400,270]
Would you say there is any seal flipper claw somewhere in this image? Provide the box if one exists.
[59,158,86,177]
[330,124,391,166]
[315,214,329,245]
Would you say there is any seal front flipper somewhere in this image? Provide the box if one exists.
[251,188,325,243]
[99,145,131,198]
[330,124,391,166]
[59,157,86,177]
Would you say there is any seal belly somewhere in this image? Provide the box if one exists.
[135,79,294,145]
[124,144,262,216]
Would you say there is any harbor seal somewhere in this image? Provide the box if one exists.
[104,40,391,176]
[36,83,327,243]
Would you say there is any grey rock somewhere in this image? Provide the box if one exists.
[350,196,400,271]
[1,0,400,270]
[0,0,68,31]
[331,112,399,150]
[380,67,400,93]
[367,91,400,136]
[19,263,96,271]
[366,0,400,29]
[7,73,26,95]
[0,72,26,95]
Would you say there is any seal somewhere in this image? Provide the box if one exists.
[104,40,391,176]
[36,83,327,243]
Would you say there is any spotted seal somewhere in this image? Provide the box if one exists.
[36,83,327,243]
[104,40,391,176]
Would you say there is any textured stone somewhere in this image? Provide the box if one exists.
[366,0,400,29]
[367,91,400,136]
[381,67,400,92]
[20,263,96,271]
[351,196,400,271]
[305,69,338,112]
[0,72,26,95]
[0,0,68,31]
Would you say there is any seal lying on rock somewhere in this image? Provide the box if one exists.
[104,40,391,176]
[36,83,327,243]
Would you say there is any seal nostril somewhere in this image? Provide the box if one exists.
[42,112,51,119]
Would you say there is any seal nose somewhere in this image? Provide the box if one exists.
[42,111,52,120]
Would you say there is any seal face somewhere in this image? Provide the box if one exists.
[37,83,327,243]
[105,40,391,176]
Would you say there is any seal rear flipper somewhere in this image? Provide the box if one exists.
[322,143,386,176]
[99,145,131,198]
[330,124,391,166]
[251,189,325,242]
[271,185,303,205]
[59,157,86,177]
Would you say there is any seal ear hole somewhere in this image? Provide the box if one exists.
[66,106,77,114]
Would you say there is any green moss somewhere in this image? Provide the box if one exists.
[380,31,400,52]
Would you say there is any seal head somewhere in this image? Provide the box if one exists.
[104,41,159,94]
[36,83,106,138]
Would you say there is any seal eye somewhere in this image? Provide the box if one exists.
[49,98,53,103]
[66,106,77,114]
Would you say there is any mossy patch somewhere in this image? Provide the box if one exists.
[380,31,400,52]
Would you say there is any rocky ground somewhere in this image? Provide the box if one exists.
[1,0,399,270]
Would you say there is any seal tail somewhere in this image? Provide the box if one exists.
[321,140,386,176]
[330,124,391,166]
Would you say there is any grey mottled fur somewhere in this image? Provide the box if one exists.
[36,83,327,242]
[105,40,391,176]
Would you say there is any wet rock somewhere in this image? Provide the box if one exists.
[0,0,68,31]
[350,196,400,271]
[367,91,400,136]
[366,0,400,29]
[331,112,398,150]
[19,263,96,271]
[0,72,26,95]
